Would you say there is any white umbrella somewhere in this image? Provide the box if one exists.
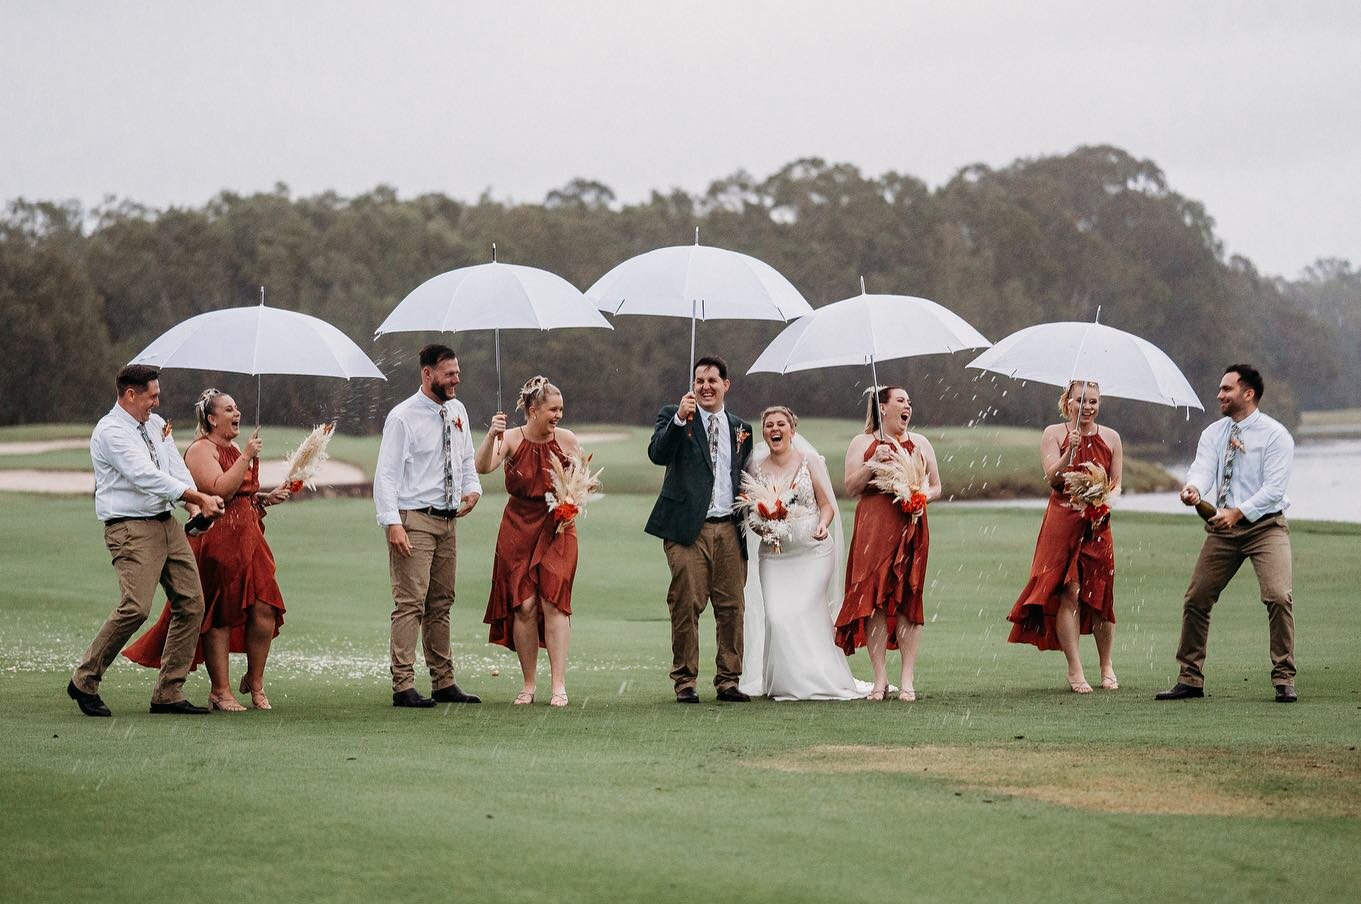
[130,292,386,422]
[748,279,991,382]
[375,246,612,410]
[966,318,1203,410]
[587,229,813,381]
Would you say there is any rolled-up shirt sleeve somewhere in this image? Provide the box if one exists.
[458,416,482,499]
[1184,424,1220,497]
[164,436,194,489]
[1238,429,1293,522]
[374,415,407,526]
[101,429,189,504]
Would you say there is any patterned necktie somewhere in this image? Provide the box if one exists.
[137,423,160,469]
[706,413,721,510]
[441,406,455,510]
[1216,422,1242,509]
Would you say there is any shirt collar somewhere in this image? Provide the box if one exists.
[111,404,146,430]
[415,391,448,413]
[1235,409,1262,429]
[701,407,726,427]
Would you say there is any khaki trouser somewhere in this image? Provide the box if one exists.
[1176,512,1295,687]
[389,510,458,693]
[663,521,746,692]
[72,516,205,704]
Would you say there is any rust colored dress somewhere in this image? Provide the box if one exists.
[484,435,578,650]
[835,437,931,654]
[123,440,284,669]
[1006,433,1116,650]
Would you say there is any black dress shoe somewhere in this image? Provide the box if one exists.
[675,688,700,704]
[715,686,751,702]
[1154,682,1205,701]
[1274,685,1298,703]
[149,699,210,714]
[67,681,112,717]
[392,688,437,708]
[431,683,481,704]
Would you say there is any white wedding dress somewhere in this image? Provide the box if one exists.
[738,448,871,701]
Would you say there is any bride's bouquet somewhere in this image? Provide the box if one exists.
[866,444,929,522]
[1062,461,1119,528]
[737,471,804,553]
[283,422,336,491]
[545,453,604,535]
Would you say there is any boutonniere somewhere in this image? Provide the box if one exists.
[1229,436,1246,453]
[161,420,173,440]
[735,426,750,446]
[454,416,463,432]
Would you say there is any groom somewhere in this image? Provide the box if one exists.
[646,355,755,703]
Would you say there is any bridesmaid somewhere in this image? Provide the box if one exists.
[836,386,942,701]
[124,389,291,710]
[1006,381,1122,693]
[476,376,585,708]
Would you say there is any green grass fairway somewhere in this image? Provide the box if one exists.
[1,493,1358,903]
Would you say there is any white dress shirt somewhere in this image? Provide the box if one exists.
[1185,408,1293,522]
[91,405,193,522]
[673,406,734,518]
[374,391,482,526]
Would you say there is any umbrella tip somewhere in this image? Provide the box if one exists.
[491,242,497,263]
[259,286,265,306]
[1094,304,1102,324]
[859,275,867,295]
[694,226,700,245]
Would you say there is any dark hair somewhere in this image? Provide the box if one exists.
[693,355,728,380]
[864,385,905,433]
[1224,363,1264,401]
[419,344,458,369]
[116,364,159,395]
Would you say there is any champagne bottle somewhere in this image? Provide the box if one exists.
[1194,500,1216,521]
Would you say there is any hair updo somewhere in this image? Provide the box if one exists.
[862,385,905,434]
[759,405,798,429]
[195,388,226,437]
[1057,381,1100,418]
[516,375,561,415]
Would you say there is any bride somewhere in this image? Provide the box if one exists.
[738,406,871,701]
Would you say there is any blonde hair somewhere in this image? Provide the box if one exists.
[194,388,226,437]
[515,375,561,415]
[862,385,905,433]
[759,405,798,429]
[1058,381,1100,418]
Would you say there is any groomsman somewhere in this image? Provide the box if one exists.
[68,364,225,717]
[375,344,483,707]
[1158,364,1298,702]
[646,356,754,703]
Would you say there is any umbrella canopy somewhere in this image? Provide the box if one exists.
[587,233,813,381]
[131,303,385,380]
[966,320,1202,410]
[375,252,612,411]
[375,260,613,336]
[588,243,813,322]
[748,290,990,375]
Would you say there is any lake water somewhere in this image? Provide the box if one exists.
[951,438,1361,524]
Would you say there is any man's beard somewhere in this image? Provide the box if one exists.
[431,382,455,401]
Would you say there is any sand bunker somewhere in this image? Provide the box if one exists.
[749,744,1361,818]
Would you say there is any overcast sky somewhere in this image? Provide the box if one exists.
[3,1,1358,278]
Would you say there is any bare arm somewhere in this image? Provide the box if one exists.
[1039,424,1076,489]
[1104,426,1123,494]
[843,434,876,496]
[475,413,511,474]
[912,434,943,502]
[186,432,260,499]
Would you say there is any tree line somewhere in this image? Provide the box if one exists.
[2,145,1353,448]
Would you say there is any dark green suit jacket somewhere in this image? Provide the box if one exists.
[644,405,753,547]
